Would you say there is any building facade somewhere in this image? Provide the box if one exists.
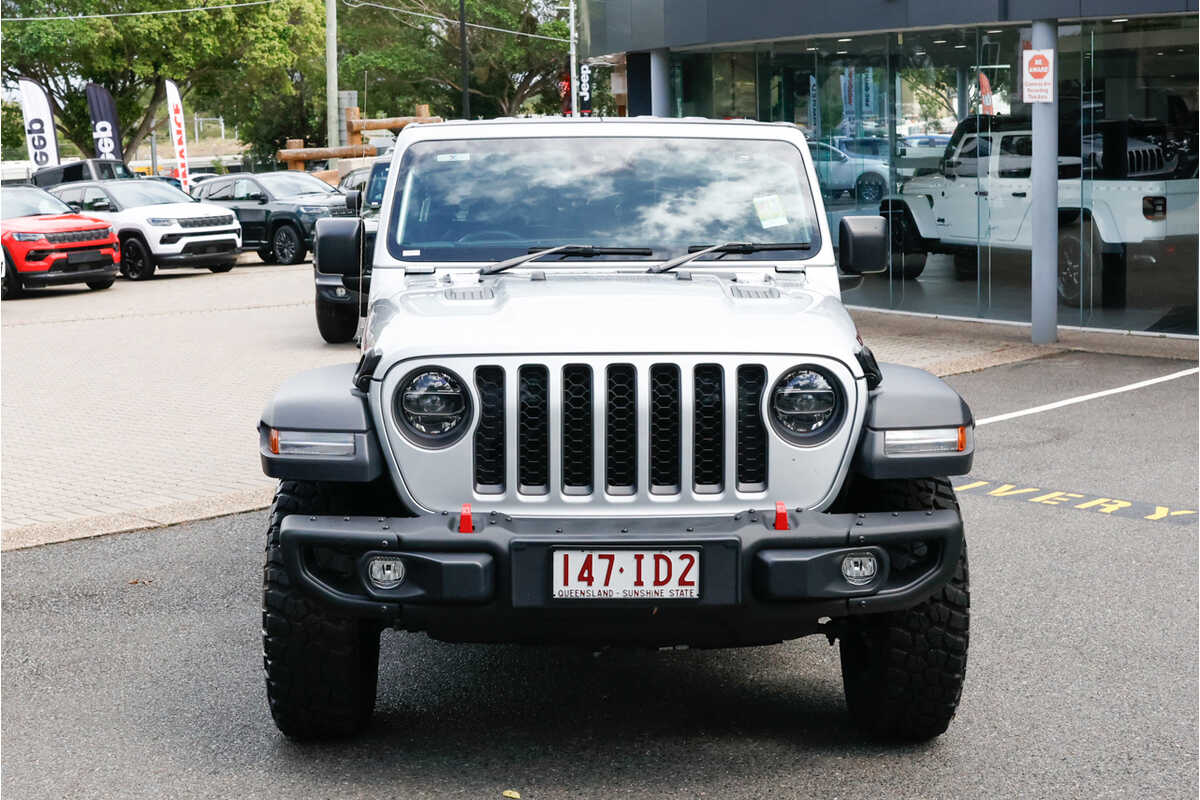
[581,2,1199,336]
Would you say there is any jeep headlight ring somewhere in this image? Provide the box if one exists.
[769,366,843,445]
[394,367,472,447]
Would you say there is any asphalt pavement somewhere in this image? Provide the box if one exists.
[2,352,1197,799]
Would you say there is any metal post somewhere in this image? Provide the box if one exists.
[459,0,469,118]
[956,67,968,121]
[325,0,339,159]
[569,0,578,116]
[649,48,669,116]
[1031,19,1058,344]
[150,122,158,175]
[194,114,199,142]
[219,117,225,140]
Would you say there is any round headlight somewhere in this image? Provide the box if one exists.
[395,368,471,446]
[771,367,841,443]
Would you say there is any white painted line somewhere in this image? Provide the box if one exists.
[975,367,1200,426]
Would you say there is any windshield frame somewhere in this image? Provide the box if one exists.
[2,186,74,220]
[382,134,824,267]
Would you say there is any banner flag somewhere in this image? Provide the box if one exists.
[85,83,124,161]
[978,72,995,115]
[164,80,190,193]
[17,78,59,168]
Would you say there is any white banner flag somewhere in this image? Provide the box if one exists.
[164,80,190,193]
[17,78,59,168]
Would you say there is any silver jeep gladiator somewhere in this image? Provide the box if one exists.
[259,117,975,742]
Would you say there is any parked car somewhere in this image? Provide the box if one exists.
[259,117,976,743]
[193,171,350,264]
[2,185,120,299]
[810,141,890,204]
[50,180,241,280]
[900,134,951,159]
[31,158,135,188]
[881,113,1199,296]
[314,157,390,342]
[337,166,371,194]
[143,175,182,191]
[833,136,893,159]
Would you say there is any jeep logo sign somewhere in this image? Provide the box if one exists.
[17,78,60,167]
[579,64,593,116]
[92,120,117,159]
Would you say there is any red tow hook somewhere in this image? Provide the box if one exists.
[458,503,474,533]
[773,501,789,531]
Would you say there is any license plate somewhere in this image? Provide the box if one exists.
[67,250,108,265]
[552,549,699,600]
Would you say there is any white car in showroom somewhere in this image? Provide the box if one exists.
[51,180,241,280]
[809,141,891,205]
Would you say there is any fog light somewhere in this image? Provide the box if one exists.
[841,553,878,586]
[335,286,348,297]
[367,556,406,589]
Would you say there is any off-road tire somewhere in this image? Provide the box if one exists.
[121,236,156,281]
[316,294,359,343]
[838,477,969,741]
[1058,221,1103,308]
[855,173,886,206]
[263,480,381,739]
[208,264,235,273]
[889,251,927,280]
[272,224,306,265]
[885,207,926,280]
[87,278,115,290]
[2,248,20,300]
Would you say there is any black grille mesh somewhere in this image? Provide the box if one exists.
[693,365,724,490]
[473,367,505,491]
[736,365,768,489]
[605,365,637,491]
[178,214,235,228]
[518,366,549,492]
[45,228,110,244]
[649,365,681,490]
[561,365,593,489]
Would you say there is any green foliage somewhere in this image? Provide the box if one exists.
[0,0,324,159]
[339,0,569,119]
[2,101,27,160]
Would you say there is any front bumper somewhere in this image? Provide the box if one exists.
[20,264,119,286]
[156,237,240,267]
[280,508,963,646]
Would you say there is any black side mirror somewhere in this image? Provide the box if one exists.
[943,158,961,178]
[838,216,888,275]
[255,192,268,204]
[314,216,364,278]
[346,190,362,214]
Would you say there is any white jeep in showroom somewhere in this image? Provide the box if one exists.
[258,118,976,742]
[882,114,1198,302]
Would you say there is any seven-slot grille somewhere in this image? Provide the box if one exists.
[44,228,110,244]
[178,214,235,228]
[472,362,770,497]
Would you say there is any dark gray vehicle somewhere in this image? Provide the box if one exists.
[258,118,975,744]
[193,171,351,265]
[313,158,389,343]
[31,158,136,188]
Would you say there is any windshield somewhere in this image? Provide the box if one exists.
[97,161,134,180]
[258,172,337,197]
[387,136,821,263]
[107,181,194,208]
[364,162,391,211]
[2,186,73,219]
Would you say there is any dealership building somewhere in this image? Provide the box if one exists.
[580,1,1199,338]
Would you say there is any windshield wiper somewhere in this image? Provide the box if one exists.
[481,244,654,275]
[647,241,811,273]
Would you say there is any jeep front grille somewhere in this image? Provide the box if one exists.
[381,354,861,516]
[471,361,771,498]
[178,214,235,228]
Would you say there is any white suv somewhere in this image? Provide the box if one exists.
[52,179,242,280]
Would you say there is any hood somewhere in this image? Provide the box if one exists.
[287,192,344,207]
[366,271,862,374]
[135,202,232,220]
[1,213,109,234]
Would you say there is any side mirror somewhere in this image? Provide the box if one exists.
[92,200,112,212]
[254,192,268,204]
[313,216,364,278]
[67,202,83,212]
[838,216,888,275]
[346,190,362,214]
[942,159,961,178]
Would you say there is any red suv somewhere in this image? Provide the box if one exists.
[2,185,120,299]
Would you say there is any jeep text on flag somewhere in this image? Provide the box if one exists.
[164,80,190,193]
[85,83,124,162]
[17,77,60,168]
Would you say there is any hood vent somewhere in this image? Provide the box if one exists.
[443,286,495,301]
[729,285,781,299]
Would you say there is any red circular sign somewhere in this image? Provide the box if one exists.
[1028,53,1050,80]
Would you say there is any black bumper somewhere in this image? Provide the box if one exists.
[20,264,119,286]
[157,240,239,268]
[279,508,964,647]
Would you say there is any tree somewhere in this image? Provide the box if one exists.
[0,0,323,158]
[2,101,26,160]
[338,0,569,120]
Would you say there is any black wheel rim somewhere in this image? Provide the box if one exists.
[1058,234,1083,303]
[275,228,297,262]
[122,241,146,278]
